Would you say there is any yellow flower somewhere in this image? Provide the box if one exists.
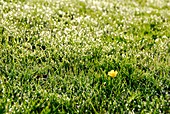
[108,70,118,78]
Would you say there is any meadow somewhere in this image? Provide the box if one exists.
[0,0,170,113]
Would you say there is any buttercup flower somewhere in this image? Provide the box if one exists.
[108,70,118,78]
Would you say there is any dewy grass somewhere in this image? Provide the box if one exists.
[0,0,170,113]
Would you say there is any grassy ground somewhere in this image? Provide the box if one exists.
[0,0,170,113]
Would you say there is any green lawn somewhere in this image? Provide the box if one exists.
[0,0,170,113]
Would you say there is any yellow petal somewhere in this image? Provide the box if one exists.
[108,70,118,78]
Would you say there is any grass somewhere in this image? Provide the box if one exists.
[0,0,170,113]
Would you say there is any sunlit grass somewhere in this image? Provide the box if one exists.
[0,0,170,113]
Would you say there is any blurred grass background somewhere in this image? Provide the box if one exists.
[0,0,170,113]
